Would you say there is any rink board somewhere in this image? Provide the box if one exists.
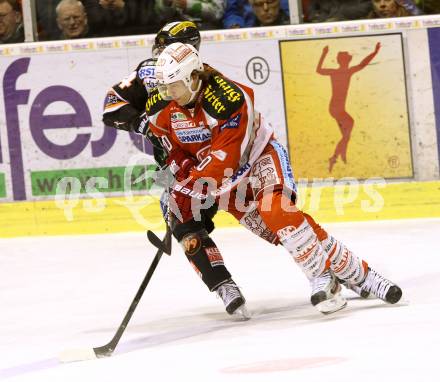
[1,17,440,204]
[0,181,439,238]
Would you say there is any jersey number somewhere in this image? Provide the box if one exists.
[196,156,212,171]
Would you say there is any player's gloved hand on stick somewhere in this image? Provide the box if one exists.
[166,150,197,181]
[168,177,209,223]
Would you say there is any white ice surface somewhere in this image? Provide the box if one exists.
[1,219,439,382]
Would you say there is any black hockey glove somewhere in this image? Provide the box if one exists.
[131,112,149,135]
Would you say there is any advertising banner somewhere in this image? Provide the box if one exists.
[428,27,440,172]
[280,33,413,180]
[0,38,285,202]
[0,49,158,202]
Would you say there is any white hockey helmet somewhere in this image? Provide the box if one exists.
[155,42,203,88]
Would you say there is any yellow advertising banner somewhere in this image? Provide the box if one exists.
[280,34,413,179]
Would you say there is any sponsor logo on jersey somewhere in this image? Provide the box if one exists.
[204,84,226,114]
[105,92,119,106]
[138,66,155,79]
[174,183,207,200]
[220,114,241,131]
[175,128,211,143]
[145,91,164,113]
[172,121,196,129]
[138,65,157,90]
[212,162,251,196]
[171,112,187,122]
[213,76,242,103]
[203,76,244,119]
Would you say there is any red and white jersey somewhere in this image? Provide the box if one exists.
[147,71,274,191]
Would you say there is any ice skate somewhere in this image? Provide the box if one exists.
[310,270,347,314]
[338,278,371,299]
[216,280,250,320]
[355,267,402,304]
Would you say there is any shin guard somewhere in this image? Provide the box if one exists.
[322,236,367,284]
[277,219,328,279]
[179,229,231,291]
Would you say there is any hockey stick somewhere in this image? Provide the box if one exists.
[59,226,171,363]
[147,229,172,255]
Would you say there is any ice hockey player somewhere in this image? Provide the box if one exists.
[102,21,203,169]
[146,42,403,317]
[102,22,368,318]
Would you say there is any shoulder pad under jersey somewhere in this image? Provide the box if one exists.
[202,75,245,120]
[145,88,170,116]
[136,58,158,93]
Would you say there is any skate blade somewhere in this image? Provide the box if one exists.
[58,348,97,363]
[232,305,251,320]
[316,293,347,315]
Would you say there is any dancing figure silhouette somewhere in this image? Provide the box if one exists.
[316,43,381,172]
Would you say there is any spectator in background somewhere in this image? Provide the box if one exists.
[307,0,341,22]
[368,0,412,17]
[83,0,158,36]
[223,0,256,27]
[37,0,61,40]
[306,0,372,23]
[56,0,90,39]
[154,0,225,30]
[223,0,290,28]
[398,0,423,14]
[416,0,440,14]
[249,0,290,26]
[338,0,374,19]
[0,0,24,44]
[98,0,125,10]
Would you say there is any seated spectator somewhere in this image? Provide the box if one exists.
[368,0,413,17]
[37,1,61,41]
[154,0,225,30]
[56,0,90,39]
[98,0,124,10]
[223,0,290,28]
[339,0,374,19]
[307,0,344,22]
[307,0,371,23]
[0,0,24,44]
[397,0,423,14]
[415,0,439,14]
[83,0,158,37]
[249,0,290,26]
[223,0,255,28]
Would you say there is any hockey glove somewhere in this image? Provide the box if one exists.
[131,112,149,135]
[166,150,197,181]
[169,178,209,223]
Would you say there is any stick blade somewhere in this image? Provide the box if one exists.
[58,347,98,363]
[147,230,171,255]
